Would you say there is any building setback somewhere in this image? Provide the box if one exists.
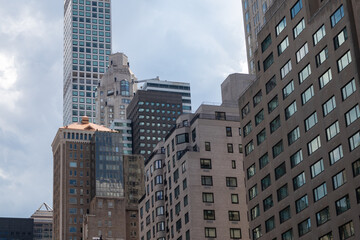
[95,52,137,127]
[63,0,112,125]
[142,78,192,113]
[238,0,360,239]
[139,74,253,240]
[126,90,183,160]
[241,0,274,74]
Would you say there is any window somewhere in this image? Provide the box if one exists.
[276,17,286,36]
[314,182,327,202]
[285,101,297,119]
[201,176,213,186]
[329,145,343,165]
[263,53,274,71]
[263,195,273,211]
[242,103,250,119]
[261,34,272,52]
[275,162,286,179]
[227,143,234,153]
[316,47,329,67]
[203,210,215,220]
[200,159,211,169]
[261,174,271,190]
[278,36,289,55]
[331,5,344,27]
[293,18,305,38]
[339,221,354,240]
[277,184,288,201]
[352,159,360,177]
[259,153,269,169]
[296,195,308,213]
[338,51,352,72]
[296,42,308,63]
[319,68,332,89]
[202,192,214,203]
[257,129,266,145]
[247,164,256,179]
[283,80,294,99]
[342,79,356,100]
[293,172,306,190]
[251,205,260,220]
[226,127,232,137]
[333,170,347,190]
[290,149,303,168]
[280,60,292,79]
[315,207,330,226]
[323,96,336,116]
[305,112,318,131]
[349,131,360,151]
[228,211,240,221]
[319,232,333,240]
[308,135,321,155]
[313,25,326,45]
[265,216,275,232]
[231,194,239,204]
[299,63,311,84]
[356,187,360,203]
[288,127,300,145]
[279,206,291,223]
[255,109,264,125]
[252,226,262,240]
[334,27,348,49]
[243,121,252,137]
[245,141,254,156]
[282,229,293,240]
[311,158,324,178]
[253,91,262,107]
[291,0,302,18]
[226,177,237,187]
[301,85,314,105]
[155,191,163,201]
[268,96,279,113]
[273,140,284,158]
[249,185,258,200]
[336,195,350,215]
[205,227,216,238]
[230,228,241,239]
[298,218,311,237]
[326,121,340,141]
[266,75,276,94]
[345,105,360,126]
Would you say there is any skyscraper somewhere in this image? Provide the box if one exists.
[238,0,360,239]
[241,0,273,74]
[63,0,112,125]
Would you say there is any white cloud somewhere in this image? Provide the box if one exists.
[0,53,20,110]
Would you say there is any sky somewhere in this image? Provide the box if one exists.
[0,0,247,217]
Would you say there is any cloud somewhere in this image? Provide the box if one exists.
[0,53,20,110]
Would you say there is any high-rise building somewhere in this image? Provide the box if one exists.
[63,0,112,125]
[95,53,137,126]
[31,203,53,240]
[238,0,360,239]
[142,78,192,113]
[241,0,273,74]
[0,218,34,240]
[126,90,183,159]
[139,74,253,240]
[52,117,114,240]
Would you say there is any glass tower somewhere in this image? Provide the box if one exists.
[63,0,112,125]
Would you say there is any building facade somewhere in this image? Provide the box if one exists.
[52,117,114,240]
[0,218,34,240]
[63,0,112,125]
[126,90,183,159]
[142,78,191,113]
[95,53,137,127]
[242,0,274,74]
[139,75,253,240]
[31,203,53,240]
[239,0,360,239]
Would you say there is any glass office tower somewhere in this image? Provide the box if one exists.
[63,0,112,125]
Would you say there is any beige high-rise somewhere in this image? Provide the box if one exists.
[238,0,360,239]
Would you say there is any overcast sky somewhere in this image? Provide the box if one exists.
[0,0,247,217]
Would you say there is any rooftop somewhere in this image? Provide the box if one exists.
[61,117,114,132]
